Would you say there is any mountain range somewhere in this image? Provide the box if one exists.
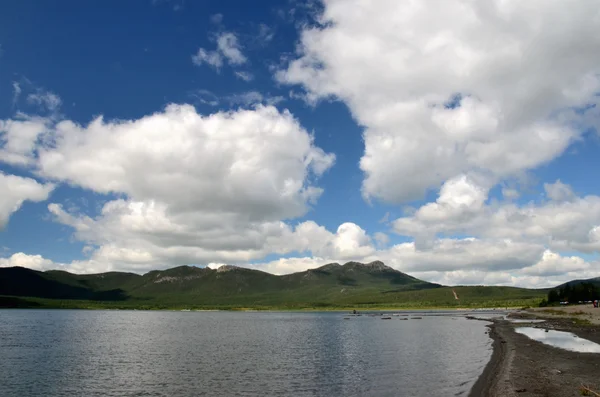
[0,261,582,309]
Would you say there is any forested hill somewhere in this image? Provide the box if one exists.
[545,278,600,304]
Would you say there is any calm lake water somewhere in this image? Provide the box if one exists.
[0,310,492,397]
[515,327,600,353]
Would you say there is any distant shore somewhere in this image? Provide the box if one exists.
[0,295,530,312]
[471,305,600,397]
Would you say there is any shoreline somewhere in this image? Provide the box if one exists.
[470,309,600,397]
[469,322,506,397]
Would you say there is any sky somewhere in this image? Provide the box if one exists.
[1,0,600,288]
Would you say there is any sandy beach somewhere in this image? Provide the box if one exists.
[470,305,600,397]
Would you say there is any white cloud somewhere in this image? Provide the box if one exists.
[207,262,225,269]
[374,232,389,247]
[326,222,375,259]
[0,173,54,229]
[521,250,589,277]
[226,90,264,106]
[391,177,600,260]
[44,207,374,273]
[414,175,488,222]
[234,71,254,82]
[11,82,21,107]
[216,32,247,65]
[224,91,285,107]
[377,238,544,273]
[248,256,330,275]
[192,32,247,73]
[0,114,50,165]
[0,252,61,271]
[27,91,62,112]
[278,0,600,203]
[257,24,274,45]
[47,200,301,269]
[544,180,575,202]
[190,90,285,108]
[407,267,600,289]
[502,187,520,201]
[190,89,220,106]
[6,78,61,116]
[210,13,223,25]
[36,105,334,220]
[394,175,489,243]
[191,48,223,69]
[378,212,390,224]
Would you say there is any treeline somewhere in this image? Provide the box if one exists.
[545,282,600,305]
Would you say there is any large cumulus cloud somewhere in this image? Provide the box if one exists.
[278,0,600,203]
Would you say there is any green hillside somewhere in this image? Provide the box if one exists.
[0,261,547,309]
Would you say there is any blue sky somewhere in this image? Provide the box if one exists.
[1,0,600,287]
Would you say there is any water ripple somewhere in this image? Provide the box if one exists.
[0,310,492,397]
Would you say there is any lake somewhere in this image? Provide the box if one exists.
[0,310,493,397]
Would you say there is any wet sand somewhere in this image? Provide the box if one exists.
[470,309,600,397]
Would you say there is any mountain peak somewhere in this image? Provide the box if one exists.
[343,260,393,272]
[215,265,239,273]
[364,260,389,270]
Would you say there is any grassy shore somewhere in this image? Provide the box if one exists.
[0,294,543,311]
[527,304,600,325]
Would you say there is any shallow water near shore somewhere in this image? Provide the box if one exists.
[0,309,492,397]
[509,319,546,323]
[515,327,600,353]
